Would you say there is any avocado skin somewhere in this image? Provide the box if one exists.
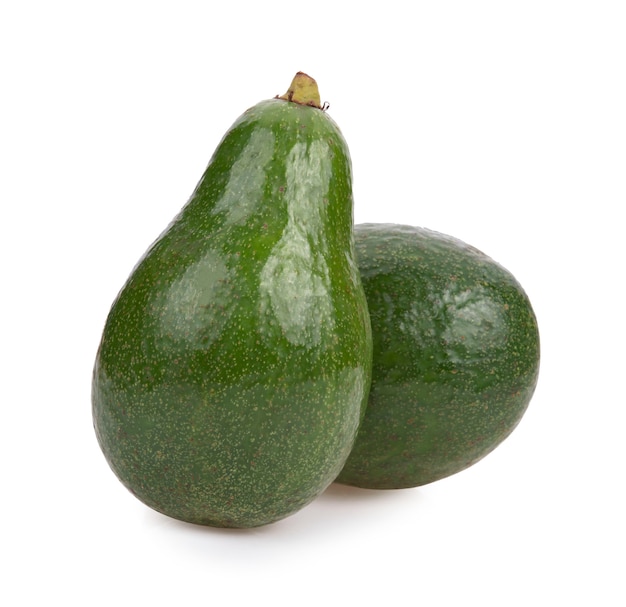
[336,223,540,489]
[92,99,372,527]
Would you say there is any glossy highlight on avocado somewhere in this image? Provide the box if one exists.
[336,223,540,489]
[92,74,373,527]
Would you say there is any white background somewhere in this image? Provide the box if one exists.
[2,1,625,605]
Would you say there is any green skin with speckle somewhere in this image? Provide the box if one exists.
[92,99,372,527]
[336,224,540,489]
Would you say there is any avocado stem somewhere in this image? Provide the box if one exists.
[278,72,322,109]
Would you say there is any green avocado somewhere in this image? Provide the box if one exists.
[92,74,372,528]
[336,223,540,489]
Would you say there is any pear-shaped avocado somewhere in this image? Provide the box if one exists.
[336,223,540,489]
[92,74,372,528]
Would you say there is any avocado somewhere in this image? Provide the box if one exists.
[336,223,540,489]
[92,73,373,528]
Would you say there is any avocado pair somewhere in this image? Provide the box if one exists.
[92,74,540,528]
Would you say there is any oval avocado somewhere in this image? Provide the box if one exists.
[336,223,540,489]
[92,74,373,527]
